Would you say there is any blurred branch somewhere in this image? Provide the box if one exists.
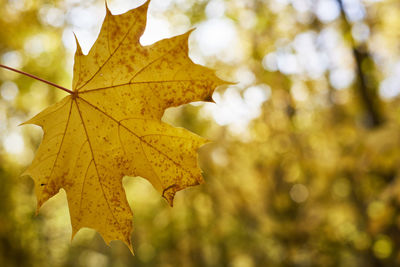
[336,0,384,128]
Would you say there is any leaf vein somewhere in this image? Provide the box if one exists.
[39,99,73,200]
[80,79,209,94]
[76,14,138,91]
[74,99,122,231]
[79,97,195,176]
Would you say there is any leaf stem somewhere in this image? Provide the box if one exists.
[0,64,73,94]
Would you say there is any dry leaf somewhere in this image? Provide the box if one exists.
[23,1,227,252]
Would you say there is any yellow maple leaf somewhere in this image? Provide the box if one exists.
[22,1,227,252]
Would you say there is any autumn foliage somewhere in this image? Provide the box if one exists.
[1,0,400,266]
[21,1,227,252]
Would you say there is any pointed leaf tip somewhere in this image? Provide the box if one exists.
[187,28,196,35]
[105,0,111,14]
[18,121,28,126]
[26,0,230,254]
[73,33,83,55]
[127,244,135,255]
[142,0,151,9]
[123,238,135,255]
[204,94,215,103]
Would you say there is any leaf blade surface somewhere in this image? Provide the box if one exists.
[24,0,227,250]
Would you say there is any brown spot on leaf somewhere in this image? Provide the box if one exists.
[22,0,230,254]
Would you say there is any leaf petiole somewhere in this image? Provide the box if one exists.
[0,64,74,94]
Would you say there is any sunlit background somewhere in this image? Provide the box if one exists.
[1,0,400,266]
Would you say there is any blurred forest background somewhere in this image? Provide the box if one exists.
[1,0,400,266]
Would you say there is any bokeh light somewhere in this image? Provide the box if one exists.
[1,0,400,266]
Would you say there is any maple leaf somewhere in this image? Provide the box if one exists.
[22,1,227,252]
